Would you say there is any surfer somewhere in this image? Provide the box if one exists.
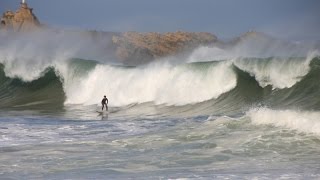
[101,95,108,111]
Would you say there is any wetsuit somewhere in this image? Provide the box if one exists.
[101,97,108,111]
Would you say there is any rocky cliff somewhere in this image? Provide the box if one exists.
[111,31,218,63]
[0,2,41,32]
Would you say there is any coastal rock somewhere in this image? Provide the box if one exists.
[0,2,220,64]
[0,2,41,32]
[112,31,218,63]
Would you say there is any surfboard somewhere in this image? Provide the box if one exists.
[96,110,108,114]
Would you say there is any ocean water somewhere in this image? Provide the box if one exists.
[1,32,320,179]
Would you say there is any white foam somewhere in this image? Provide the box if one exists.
[0,30,115,81]
[234,56,312,89]
[1,30,319,106]
[247,108,320,136]
[188,48,315,89]
[235,51,319,89]
[0,30,238,106]
[186,40,319,89]
[63,61,237,106]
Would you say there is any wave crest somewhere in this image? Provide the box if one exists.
[248,108,320,136]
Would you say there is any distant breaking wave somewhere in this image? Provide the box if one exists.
[248,108,320,136]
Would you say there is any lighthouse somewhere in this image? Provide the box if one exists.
[20,0,28,9]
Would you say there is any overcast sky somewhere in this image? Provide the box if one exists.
[1,0,319,40]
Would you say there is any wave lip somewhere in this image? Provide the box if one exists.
[234,57,312,89]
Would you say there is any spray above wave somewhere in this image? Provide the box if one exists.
[0,30,118,82]
[188,40,319,89]
[187,32,319,63]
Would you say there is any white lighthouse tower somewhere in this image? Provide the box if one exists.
[21,0,28,8]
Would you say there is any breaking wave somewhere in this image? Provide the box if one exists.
[1,54,320,112]
[248,107,320,136]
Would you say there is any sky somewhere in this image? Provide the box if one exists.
[1,0,320,40]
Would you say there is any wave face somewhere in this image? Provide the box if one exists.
[0,64,65,109]
[1,54,320,112]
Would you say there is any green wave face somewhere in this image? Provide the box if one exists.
[0,65,65,110]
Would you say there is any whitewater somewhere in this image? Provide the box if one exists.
[1,31,320,179]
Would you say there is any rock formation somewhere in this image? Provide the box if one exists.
[0,2,41,32]
[0,2,221,64]
[111,31,218,63]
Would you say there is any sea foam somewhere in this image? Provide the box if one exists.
[248,107,320,136]
[63,61,237,106]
